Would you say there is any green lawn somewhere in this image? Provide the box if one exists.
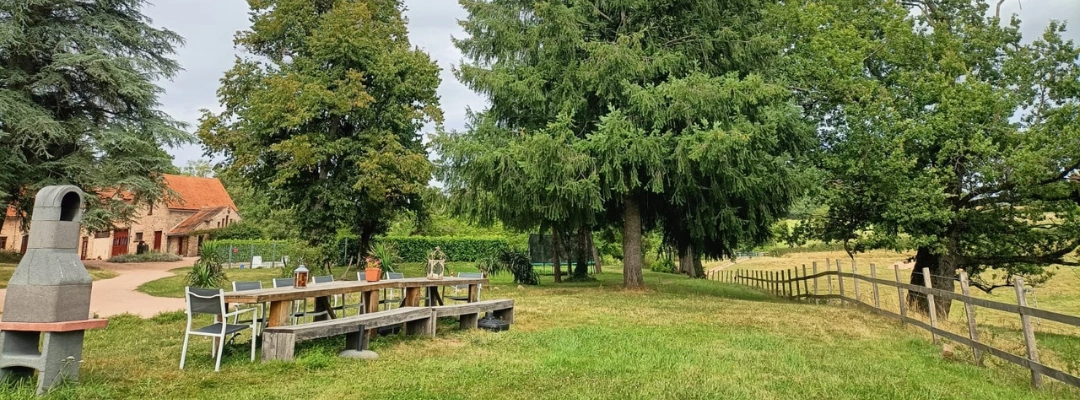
[5,267,1077,399]
[0,263,117,289]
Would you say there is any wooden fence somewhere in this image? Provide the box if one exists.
[707,262,1080,390]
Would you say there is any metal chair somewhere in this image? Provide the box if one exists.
[230,281,266,335]
[272,277,329,324]
[311,275,365,316]
[180,287,256,371]
[381,272,405,310]
[445,272,484,303]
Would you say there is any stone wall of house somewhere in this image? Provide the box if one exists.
[0,216,26,253]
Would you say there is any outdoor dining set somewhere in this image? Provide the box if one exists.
[178,253,515,371]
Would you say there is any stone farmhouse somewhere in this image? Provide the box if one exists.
[0,174,240,259]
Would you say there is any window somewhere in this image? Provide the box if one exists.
[135,232,143,242]
[148,203,153,216]
[94,231,110,239]
[0,237,6,249]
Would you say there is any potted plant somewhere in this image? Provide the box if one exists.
[364,256,382,282]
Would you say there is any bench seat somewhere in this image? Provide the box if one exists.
[431,299,514,331]
[261,307,433,361]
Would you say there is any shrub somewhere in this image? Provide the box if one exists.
[107,252,182,263]
[478,248,539,285]
[370,242,400,273]
[208,222,265,240]
[187,253,227,288]
[332,236,510,263]
[650,257,677,274]
[0,250,22,264]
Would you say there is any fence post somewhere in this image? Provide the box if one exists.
[802,264,809,300]
[894,264,907,327]
[958,270,983,365]
[770,271,776,295]
[826,259,834,304]
[870,263,880,311]
[812,262,819,304]
[784,270,791,298]
[789,269,796,299]
[836,259,845,306]
[1015,277,1043,388]
[852,260,860,304]
[922,267,939,344]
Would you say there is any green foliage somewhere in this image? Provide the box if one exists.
[334,236,510,264]
[107,252,182,263]
[0,251,21,264]
[649,257,678,274]
[439,0,813,287]
[198,0,442,248]
[370,242,399,273]
[774,0,1080,291]
[0,0,192,232]
[208,222,265,240]
[201,240,312,266]
[187,254,227,289]
[477,248,539,286]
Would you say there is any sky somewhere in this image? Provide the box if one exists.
[143,0,1079,168]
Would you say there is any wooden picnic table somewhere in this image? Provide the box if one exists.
[223,277,488,328]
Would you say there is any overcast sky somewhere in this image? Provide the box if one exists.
[144,0,1078,168]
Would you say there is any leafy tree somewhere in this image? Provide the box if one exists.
[439,0,811,287]
[198,0,442,262]
[776,0,1080,316]
[179,159,214,178]
[0,0,190,231]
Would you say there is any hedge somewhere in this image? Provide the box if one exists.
[203,236,511,266]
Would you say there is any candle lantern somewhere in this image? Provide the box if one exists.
[426,247,446,280]
[293,263,309,288]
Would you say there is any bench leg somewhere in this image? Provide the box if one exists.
[406,316,434,336]
[345,331,367,351]
[460,313,479,330]
[261,332,296,362]
[493,308,515,324]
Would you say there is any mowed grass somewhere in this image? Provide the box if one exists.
[707,249,1080,381]
[0,263,117,289]
[6,266,1078,399]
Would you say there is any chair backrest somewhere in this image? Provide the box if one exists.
[385,272,404,280]
[356,271,366,282]
[457,272,484,279]
[272,278,293,288]
[232,281,263,291]
[186,287,225,316]
[312,275,334,284]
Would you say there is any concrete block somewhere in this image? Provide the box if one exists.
[26,221,82,250]
[8,249,90,286]
[29,186,84,223]
[2,285,92,323]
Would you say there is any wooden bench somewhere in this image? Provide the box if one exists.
[261,307,433,361]
[431,299,515,331]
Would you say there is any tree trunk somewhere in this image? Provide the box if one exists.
[574,226,589,279]
[358,228,374,269]
[622,196,644,289]
[678,244,694,276]
[588,232,602,274]
[552,229,563,283]
[906,245,955,318]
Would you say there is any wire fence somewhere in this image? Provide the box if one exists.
[709,260,1080,391]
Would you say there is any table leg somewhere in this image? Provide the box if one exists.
[362,290,379,346]
[313,296,336,321]
[404,287,421,307]
[468,284,479,302]
[267,301,290,327]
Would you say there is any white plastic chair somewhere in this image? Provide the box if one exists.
[180,287,256,371]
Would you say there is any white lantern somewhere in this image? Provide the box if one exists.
[427,247,446,280]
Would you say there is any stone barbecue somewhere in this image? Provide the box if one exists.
[0,185,108,394]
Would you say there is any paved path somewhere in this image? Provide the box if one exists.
[0,258,195,318]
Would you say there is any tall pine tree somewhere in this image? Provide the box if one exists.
[440,0,811,288]
[0,0,190,231]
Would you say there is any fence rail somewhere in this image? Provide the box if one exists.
[708,263,1079,390]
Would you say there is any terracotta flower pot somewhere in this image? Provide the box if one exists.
[365,266,382,282]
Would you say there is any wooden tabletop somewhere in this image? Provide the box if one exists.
[224,277,488,303]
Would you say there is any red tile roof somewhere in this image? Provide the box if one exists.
[170,207,229,235]
[162,174,237,211]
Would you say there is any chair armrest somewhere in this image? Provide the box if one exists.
[223,308,256,319]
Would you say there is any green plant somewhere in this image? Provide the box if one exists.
[370,242,399,273]
[0,250,22,264]
[187,253,227,288]
[478,248,539,285]
[650,257,677,274]
[107,252,182,263]
[333,236,510,264]
[207,221,265,240]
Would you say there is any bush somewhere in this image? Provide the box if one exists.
[107,252,182,263]
[201,239,311,265]
[478,248,539,285]
[333,236,510,264]
[208,222,265,240]
[0,250,21,264]
[650,257,677,274]
[187,253,227,288]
